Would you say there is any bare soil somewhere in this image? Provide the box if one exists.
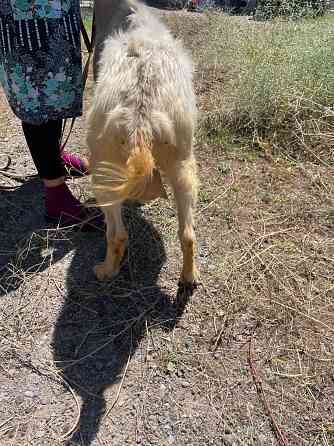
[0,9,333,446]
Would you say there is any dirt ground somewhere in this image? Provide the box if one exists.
[0,9,333,446]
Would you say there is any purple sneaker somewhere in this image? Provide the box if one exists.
[44,183,104,231]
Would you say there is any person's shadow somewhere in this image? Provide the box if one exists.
[0,177,72,294]
[52,202,190,445]
[0,177,103,293]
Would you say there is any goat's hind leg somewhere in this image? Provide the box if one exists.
[87,121,128,282]
[94,202,128,281]
[167,156,199,288]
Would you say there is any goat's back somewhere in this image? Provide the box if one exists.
[91,1,196,153]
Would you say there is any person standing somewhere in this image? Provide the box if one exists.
[0,0,100,227]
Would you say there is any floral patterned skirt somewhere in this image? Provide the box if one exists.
[0,0,83,124]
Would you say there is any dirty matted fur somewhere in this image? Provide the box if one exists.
[86,0,199,287]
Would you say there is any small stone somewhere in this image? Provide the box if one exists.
[24,390,37,398]
[15,395,25,404]
[167,361,176,373]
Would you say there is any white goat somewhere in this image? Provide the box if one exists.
[86,0,199,287]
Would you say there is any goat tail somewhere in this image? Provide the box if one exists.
[92,129,155,204]
[115,132,155,201]
[92,112,173,205]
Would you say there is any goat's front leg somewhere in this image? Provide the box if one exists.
[167,157,199,288]
[94,203,128,281]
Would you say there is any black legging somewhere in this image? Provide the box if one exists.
[22,120,66,180]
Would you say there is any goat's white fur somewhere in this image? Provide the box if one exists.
[86,0,199,286]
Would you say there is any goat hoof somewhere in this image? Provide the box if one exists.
[177,279,198,300]
[179,269,200,292]
[94,263,118,281]
[179,279,199,290]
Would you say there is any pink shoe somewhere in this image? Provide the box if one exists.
[61,151,90,177]
[45,183,104,231]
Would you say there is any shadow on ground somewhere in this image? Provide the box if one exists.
[52,202,189,445]
[0,178,53,293]
[0,179,190,445]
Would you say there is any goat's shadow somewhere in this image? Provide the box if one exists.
[52,202,190,446]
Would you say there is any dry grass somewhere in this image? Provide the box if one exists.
[0,8,333,446]
[191,12,334,165]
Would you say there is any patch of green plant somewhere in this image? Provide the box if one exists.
[198,190,211,204]
[201,14,334,163]
[255,0,326,20]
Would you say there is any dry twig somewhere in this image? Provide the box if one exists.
[104,353,131,419]
[248,326,289,446]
